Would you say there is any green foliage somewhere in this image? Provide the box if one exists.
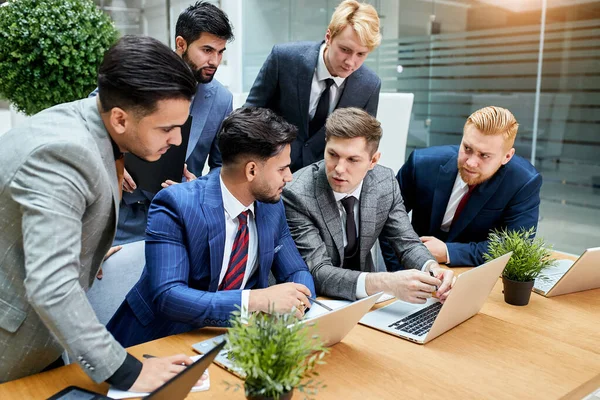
[0,0,118,115]
[484,227,555,282]
[225,308,329,400]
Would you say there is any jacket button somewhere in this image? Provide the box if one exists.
[304,143,309,147]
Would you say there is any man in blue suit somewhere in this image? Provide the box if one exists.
[116,2,234,244]
[245,0,381,172]
[382,106,542,268]
[107,107,316,347]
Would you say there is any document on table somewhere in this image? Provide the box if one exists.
[106,355,210,399]
[303,294,394,320]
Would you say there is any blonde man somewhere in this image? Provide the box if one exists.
[382,106,542,268]
[245,0,382,172]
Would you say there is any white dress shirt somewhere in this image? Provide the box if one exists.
[308,43,346,119]
[438,173,469,264]
[219,176,258,312]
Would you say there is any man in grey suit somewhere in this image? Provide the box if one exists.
[0,36,200,391]
[283,108,455,302]
[245,0,382,172]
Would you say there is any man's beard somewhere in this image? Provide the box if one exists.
[182,51,215,84]
[252,183,284,204]
[458,164,498,186]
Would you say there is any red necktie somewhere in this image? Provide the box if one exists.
[452,185,477,225]
[220,211,249,290]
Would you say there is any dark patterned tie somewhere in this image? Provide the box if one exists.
[220,211,250,290]
[341,196,358,258]
[452,185,477,225]
[308,78,335,137]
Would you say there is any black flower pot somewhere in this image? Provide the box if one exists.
[502,276,534,306]
[246,388,294,400]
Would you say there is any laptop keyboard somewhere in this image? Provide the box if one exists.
[534,275,560,293]
[388,302,443,336]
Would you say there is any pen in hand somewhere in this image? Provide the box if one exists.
[307,297,333,311]
[429,270,439,295]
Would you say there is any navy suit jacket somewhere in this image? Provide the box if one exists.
[113,80,233,244]
[382,145,542,267]
[245,41,381,172]
[107,171,315,347]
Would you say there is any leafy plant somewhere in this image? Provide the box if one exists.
[224,308,329,400]
[484,227,555,282]
[0,0,118,115]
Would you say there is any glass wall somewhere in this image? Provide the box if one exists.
[240,0,600,254]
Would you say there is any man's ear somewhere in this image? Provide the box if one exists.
[175,36,188,57]
[325,29,332,46]
[369,151,381,170]
[244,161,258,182]
[502,147,516,165]
[109,107,129,135]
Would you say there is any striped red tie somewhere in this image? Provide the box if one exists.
[220,211,250,291]
[452,184,477,226]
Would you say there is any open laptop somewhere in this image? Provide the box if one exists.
[47,340,225,400]
[192,292,383,377]
[359,253,512,344]
[533,247,600,297]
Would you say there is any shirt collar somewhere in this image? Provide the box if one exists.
[332,180,363,203]
[455,172,469,190]
[317,43,345,88]
[220,175,255,219]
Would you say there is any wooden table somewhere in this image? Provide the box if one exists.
[2,252,599,399]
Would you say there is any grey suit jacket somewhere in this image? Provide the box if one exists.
[0,97,127,382]
[282,161,434,300]
[245,41,381,172]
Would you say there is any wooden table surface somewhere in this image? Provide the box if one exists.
[1,251,598,399]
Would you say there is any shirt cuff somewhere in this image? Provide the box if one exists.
[105,353,143,390]
[355,272,369,299]
[421,260,438,272]
[445,245,451,265]
[241,290,250,322]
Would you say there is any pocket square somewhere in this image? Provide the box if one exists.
[274,245,283,253]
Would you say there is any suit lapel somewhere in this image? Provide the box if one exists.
[254,203,273,288]
[358,171,377,271]
[335,68,363,109]
[297,42,321,139]
[448,165,507,240]
[429,155,458,235]
[186,82,217,160]
[204,173,226,290]
[315,165,345,261]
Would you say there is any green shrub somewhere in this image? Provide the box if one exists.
[225,308,328,400]
[484,227,555,282]
[0,0,118,115]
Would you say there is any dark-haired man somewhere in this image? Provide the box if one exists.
[283,108,453,302]
[115,1,235,244]
[106,107,316,348]
[0,36,199,389]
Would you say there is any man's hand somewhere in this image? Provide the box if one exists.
[129,354,196,392]
[97,245,123,280]
[123,168,136,193]
[249,282,312,319]
[161,164,197,188]
[366,270,441,304]
[427,263,455,302]
[420,236,448,264]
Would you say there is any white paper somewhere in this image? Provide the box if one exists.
[107,355,210,399]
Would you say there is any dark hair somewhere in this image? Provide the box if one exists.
[325,107,382,154]
[176,1,234,44]
[218,107,297,164]
[97,35,196,116]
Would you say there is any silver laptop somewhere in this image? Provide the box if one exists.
[533,247,600,297]
[192,292,382,377]
[359,253,512,344]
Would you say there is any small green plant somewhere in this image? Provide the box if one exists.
[484,227,555,282]
[0,0,118,115]
[224,308,329,400]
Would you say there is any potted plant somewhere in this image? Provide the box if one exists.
[484,227,556,306]
[224,308,329,400]
[0,0,118,116]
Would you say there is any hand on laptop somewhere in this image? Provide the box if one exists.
[249,282,312,319]
[366,270,441,304]
[428,263,454,302]
[130,354,197,392]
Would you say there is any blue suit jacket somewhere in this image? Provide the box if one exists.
[245,41,381,172]
[382,145,542,267]
[107,171,315,347]
[114,80,233,244]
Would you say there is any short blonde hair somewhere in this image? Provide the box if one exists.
[325,107,382,154]
[465,106,519,147]
[328,0,381,51]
